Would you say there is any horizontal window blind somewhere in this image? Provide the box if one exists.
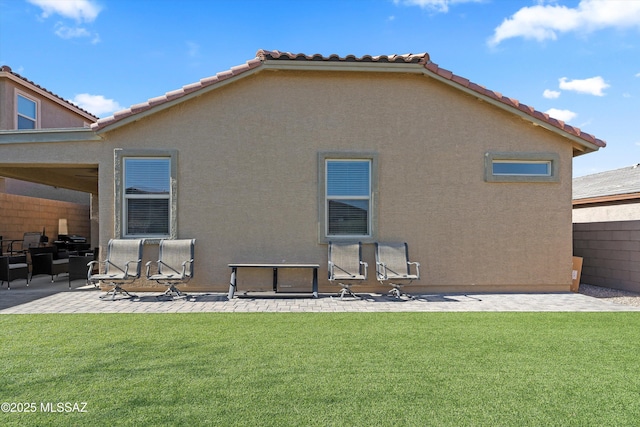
[326,160,371,236]
[125,158,170,194]
[327,161,370,197]
[124,158,171,236]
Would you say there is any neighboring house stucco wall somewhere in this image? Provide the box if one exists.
[573,203,640,222]
[0,78,91,130]
[82,69,574,292]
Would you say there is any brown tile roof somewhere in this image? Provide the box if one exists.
[90,50,606,150]
[0,65,99,121]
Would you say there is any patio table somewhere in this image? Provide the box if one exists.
[228,263,319,299]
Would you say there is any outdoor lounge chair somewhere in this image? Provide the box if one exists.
[88,239,143,300]
[0,255,30,289]
[8,231,42,254]
[328,241,367,299]
[375,242,420,299]
[29,247,69,284]
[145,239,195,299]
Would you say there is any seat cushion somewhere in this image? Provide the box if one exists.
[9,263,28,270]
[52,259,69,266]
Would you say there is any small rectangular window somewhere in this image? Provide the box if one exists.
[17,94,37,129]
[492,161,551,176]
[485,152,559,183]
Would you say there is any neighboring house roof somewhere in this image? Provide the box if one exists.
[90,49,605,155]
[0,65,99,122]
[573,164,640,205]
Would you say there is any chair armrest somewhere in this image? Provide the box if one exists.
[360,261,368,280]
[408,261,420,278]
[124,259,142,278]
[376,261,387,280]
[8,239,24,254]
[181,259,194,278]
[145,260,158,278]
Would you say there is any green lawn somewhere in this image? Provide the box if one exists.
[1,313,639,426]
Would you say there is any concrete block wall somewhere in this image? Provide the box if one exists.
[573,220,640,292]
[0,192,90,252]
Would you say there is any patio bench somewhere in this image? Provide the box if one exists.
[228,263,319,299]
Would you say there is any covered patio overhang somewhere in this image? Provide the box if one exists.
[0,163,98,194]
[0,128,102,194]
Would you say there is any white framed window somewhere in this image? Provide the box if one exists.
[485,152,559,183]
[115,149,178,240]
[16,91,38,129]
[318,152,378,243]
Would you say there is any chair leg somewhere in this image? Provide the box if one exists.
[338,284,360,300]
[99,283,137,300]
[157,284,187,300]
[387,285,413,300]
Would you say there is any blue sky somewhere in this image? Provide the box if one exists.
[1,0,639,177]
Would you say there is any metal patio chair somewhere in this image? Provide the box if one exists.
[328,241,367,299]
[375,242,420,299]
[88,239,143,300]
[146,239,195,300]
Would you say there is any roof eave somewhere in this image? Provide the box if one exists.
[573,192,640,205]
[0,128,102,144]
[94,61,264,134]
[420,68,603,156]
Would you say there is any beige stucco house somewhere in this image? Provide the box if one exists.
[0,50,606,293]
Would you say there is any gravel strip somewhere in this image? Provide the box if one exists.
[579,284,640,307]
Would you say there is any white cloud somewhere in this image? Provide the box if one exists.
[54,23,89,39]
[636,72,640,78]
[543,89,561,99]
[186,41,200,58]
[53,22,100,43]
[394,0,482,13]
[545,108,577,123]
[72,94,123,117]
[559,76,610,96]
[27,0,102,23]
[489,0,640,46]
